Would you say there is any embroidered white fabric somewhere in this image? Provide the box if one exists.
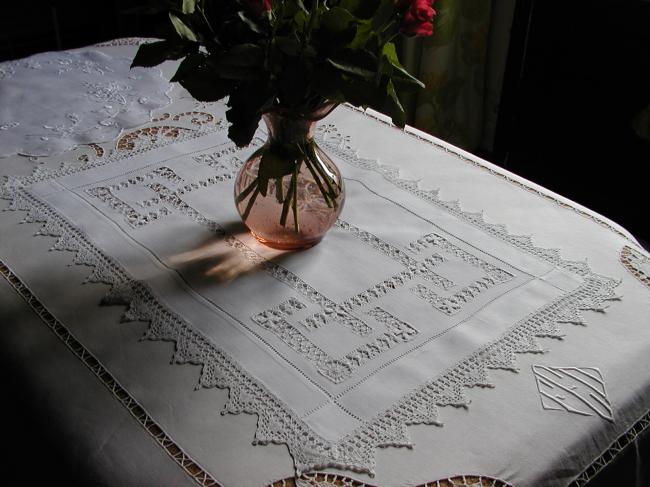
[1,43,649,487]
[0,102,625,473]
[0,49,171,157]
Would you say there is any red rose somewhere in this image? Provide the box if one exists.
[244,0,272,17]
[399,0,436,37]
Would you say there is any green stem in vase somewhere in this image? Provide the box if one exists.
[306,142,339,205]
[299,143,334,208]
[304,157,334,208]
[242,186,260,221]
[235,176,259,205]
[292,162,301,232]
[280,171,295,227]
[275,176,284,203]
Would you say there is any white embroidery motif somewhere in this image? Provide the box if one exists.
[86,142,258,228]
[0,49,172,157]
[532,365,614,422]
[253,301,419,383]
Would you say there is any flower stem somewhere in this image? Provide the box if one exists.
[235,176,259,204]
[275,176,284,203]
[242,186,259,221]
[306,142,339,204]
[304,158,334,208]
[292,162,301,232]
[280,172,294,226]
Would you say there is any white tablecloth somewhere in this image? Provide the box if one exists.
[1,39,649,487]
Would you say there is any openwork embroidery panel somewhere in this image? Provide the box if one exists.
[1,112,622,477]
[249,219,520,385]
[76,147,523,391]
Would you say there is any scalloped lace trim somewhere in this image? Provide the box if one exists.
[1,126,622,476]
[268,473,513,487]
[620,245,650,289]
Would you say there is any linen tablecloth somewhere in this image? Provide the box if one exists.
[1,39,649,487]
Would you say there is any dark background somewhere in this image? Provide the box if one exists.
[494,0,650,248]
[1,0,649,484]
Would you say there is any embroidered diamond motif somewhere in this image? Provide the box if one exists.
[532,365,614,422]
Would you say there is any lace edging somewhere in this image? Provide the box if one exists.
[93,37,156,47]
[268,473,513,487]
[315,124,617,277]
[338,105,641,248]
[568,406,650,486]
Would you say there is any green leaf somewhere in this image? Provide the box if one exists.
[214,65,264,80]
[173,56,235,102]
[349,20,374,49]
[391,72,426,93]
[295,0,308,13]
[182,0,196,14]
[311,64,346,102]
[130,40,194,68]
[294,10,308,30]
[276,36,301,56]
[179,68,233,102]
[278,61,310,106]
[371,0,396,30]
[238,10,265,34]
[321,6,355,33]
[227,82,274,147]
[327,59,375,79]
[219,44,264,67]
[327,49,378,80]
[169,12,198,42]
[170,52,205,82]
[382,42,425,88]
[314,6,358,47]
[339,0,381,19]
[384,79,406,127]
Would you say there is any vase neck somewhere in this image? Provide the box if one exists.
[263,112,317,145]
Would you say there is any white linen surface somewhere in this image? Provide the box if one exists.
[0,43,649,487]
[0,49,171,157]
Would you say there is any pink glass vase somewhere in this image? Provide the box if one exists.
[234,107,345,250]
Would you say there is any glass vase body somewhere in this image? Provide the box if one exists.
[234,110,345,250]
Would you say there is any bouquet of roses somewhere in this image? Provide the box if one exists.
[131,0,435,242]
[132,0,436,147]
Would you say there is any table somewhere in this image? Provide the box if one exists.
[1,39,649,487]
